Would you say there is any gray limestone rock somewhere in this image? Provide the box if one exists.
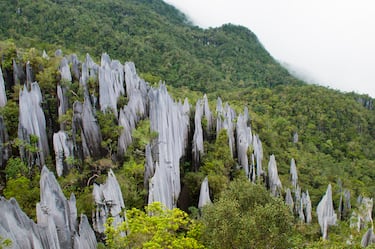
[236,109,253,179]
[361,228,375,248]
[117,62,149,156]
[93,169,125,233]
[285,188,294,212]
[0,116,9,169]
[290,158,298,189]
[0,166,97,249]
[317,184,337,239]
[38,166,75,248]
[25,61,34,88]
[18,82,49,166]
[53,131,73,177]
[72,93,102,159]
[99,53,125,114]
[192,99,204,168]
[60,57,72,83]
[55,49,63,57]
[42,50,49,60]
[351,197,373,232]
[216,98,236,157]
[68,54,81,81]
[13,59,25,85]
[198,176,212,208]
[203,94,213,133]
[147,84,190,209]
[0,67,7,107]
[267,155,282,197]
[302,191,312,224]
[252,134,264,180]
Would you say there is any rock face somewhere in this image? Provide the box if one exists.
[361,228,375,248]
[72,93,102,159]
[117,62,148,156]
[0,116,9,170]
[236,108,253,179]
[192,99,204,168]
[316,184,337,240]
[0,67,7,107]
[98,53,125,114]
[216,98,236,157]
[290,158,298,189]
[285,188,294,212]
[302,191,312,224]
[18,82,49,167]
[198,176,212,208]
[147,85,190,209]
[93,169,125,233]
[351,197,373,232]
[267,155,282,197]
[0,166,97,249]
[53,131,73,177]
[252,134,264,181]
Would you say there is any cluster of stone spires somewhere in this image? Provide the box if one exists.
[0,50,374,247]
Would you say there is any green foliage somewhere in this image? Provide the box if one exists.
[105,202,205,249]
[3,174,40,220]
[0,0,300,93]
[0,40,17,71]
[117,157,147,209]
[201,177,295,249]
[0,236,12,249]
[5,157,28,179]
[96,110,122,157]
[0,100,19,141]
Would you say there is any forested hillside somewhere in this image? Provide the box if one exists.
[0,0,301,91]
[0,0,374,248]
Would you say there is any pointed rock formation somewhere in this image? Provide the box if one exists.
[53,131,73,177]
[201,94,213,134]
[317,184,337,239]
[147,85,190,209]
[0,116,9,169]
[60,57,72,83]
[68,54,80,81]
[0,67,7,107]
[198,176,212,208]
[361,228,375,248]
[93,169,125,233]
[117,62,149,156]
[302,190,312,224]
[290,158,298,189]
[72,93,102,159]
[192,99,204,168]
[236,108,253,178]
[285,188,294,212]
[351,197,373,232]
[18,82,49,166]
[13,59,25,85]
[25,61,34,88]
[252,134,264,181]
[216,98,236,157]
[0,167,97,249]
[99,53,125,114]
[268,155,282,197]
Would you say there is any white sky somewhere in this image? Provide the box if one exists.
[164,0,375,97]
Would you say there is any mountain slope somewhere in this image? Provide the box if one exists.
[0,0,300,91]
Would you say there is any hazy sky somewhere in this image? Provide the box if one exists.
[164,0,375,97]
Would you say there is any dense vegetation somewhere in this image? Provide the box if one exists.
[0,0,374,248]
[0,0,300,92]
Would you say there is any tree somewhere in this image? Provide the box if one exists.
[200,177,294,249]
[105,202,205,249]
